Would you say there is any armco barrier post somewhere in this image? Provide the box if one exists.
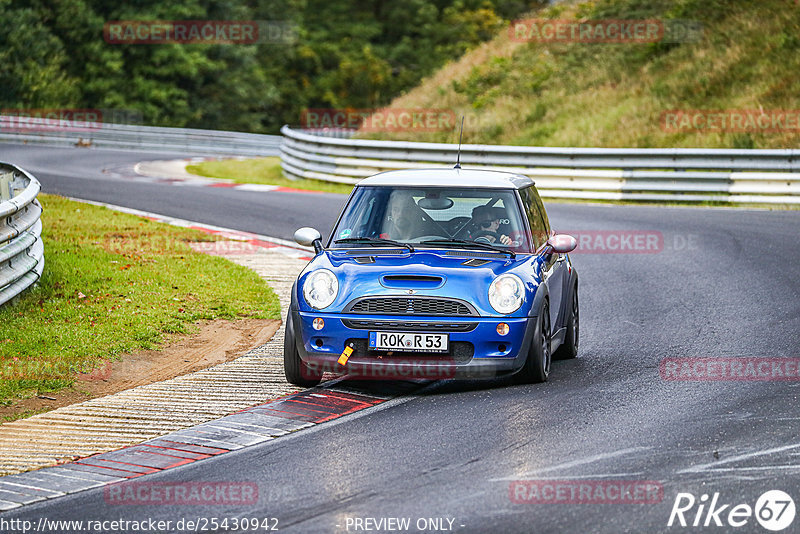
[0,172,11,201]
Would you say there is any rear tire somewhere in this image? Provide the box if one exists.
[283,314,322,387]
[554,282,579,360]
[515,300,551,384]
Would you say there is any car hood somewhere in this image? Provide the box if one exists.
[298,249,541,317]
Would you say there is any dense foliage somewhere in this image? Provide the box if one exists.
[0,0,545,132]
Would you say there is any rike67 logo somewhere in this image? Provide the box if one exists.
[668,490,796,531]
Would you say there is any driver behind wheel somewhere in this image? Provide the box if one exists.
[469,205,512,245]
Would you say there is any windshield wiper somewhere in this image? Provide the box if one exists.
[334,237,414,252]
[420,239,515,258]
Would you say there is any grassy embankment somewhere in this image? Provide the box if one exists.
[0,195,280,417]
[372,0,800,149]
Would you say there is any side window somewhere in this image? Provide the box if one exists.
[519,187,548,250]
[531,188,551,236]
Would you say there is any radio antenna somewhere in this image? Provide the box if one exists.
[454,116,464,169]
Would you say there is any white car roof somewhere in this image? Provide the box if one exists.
[357,168,534,189]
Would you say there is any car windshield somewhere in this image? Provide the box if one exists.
[329,186,533,253]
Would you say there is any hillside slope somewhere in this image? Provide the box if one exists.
[369,0,800,149]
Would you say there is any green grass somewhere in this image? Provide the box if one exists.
[367,0,800,150]
[0,194,281,406]
[187,157,355,195]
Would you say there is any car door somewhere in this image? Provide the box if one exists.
[520,186,564,328]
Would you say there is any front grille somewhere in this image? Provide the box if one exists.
[345,338,474,364]
[342,319,477,332]
[345,297,477,316]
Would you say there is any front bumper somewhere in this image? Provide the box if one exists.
[293,310,535,380]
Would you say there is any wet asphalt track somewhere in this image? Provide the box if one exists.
[2,144,800,533]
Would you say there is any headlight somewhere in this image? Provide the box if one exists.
[303,269,338,309]
[488,274,524,314]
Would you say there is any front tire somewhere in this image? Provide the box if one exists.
[554,282,579,360]
[515,300,551,384]
[283,314,322,387]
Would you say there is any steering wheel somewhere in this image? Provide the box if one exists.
[471,230,497,243]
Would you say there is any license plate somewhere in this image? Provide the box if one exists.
[368,331,449,353]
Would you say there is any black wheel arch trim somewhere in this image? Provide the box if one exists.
[554,268,579,330]
[508,284,550,374]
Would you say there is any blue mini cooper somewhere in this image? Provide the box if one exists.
[284,169,579,386]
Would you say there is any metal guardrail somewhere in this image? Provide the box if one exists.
[0,163,44,307]
[0,116,282,157]
[280,126,800,204]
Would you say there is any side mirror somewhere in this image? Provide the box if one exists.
[294,227,323,254]
[548,234,577,254]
